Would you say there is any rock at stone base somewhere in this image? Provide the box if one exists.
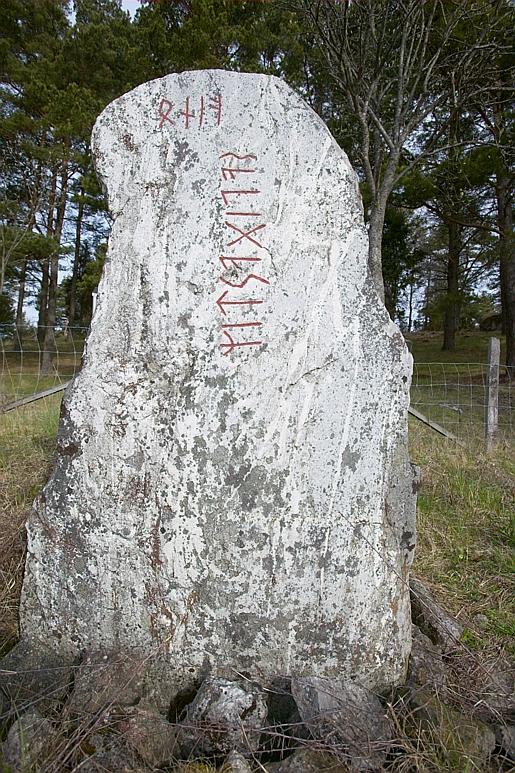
[177,678,268,757]
[470,653,514,722]
[78,731,151,773]
[66,650,147,715]
[407,625,448,696]
[115,705,179,767]
[223,749,254,772]
[266,748,350,772]
[410,578,463,650]
[0,641,73,714]
[2,709,55,772]
[494,724,515,762]
[290,677,392,771]
[409,689,496,767]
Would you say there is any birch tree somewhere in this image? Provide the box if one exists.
[296,0,510,300]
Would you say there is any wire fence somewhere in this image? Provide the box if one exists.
[0,324,87,407]
[1,324,513,444]
[411,361,513,443]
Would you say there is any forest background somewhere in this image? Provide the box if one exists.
[0,0,513,372]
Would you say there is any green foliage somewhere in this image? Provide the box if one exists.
[0,294,14,326]
[0,0,512,350]
[381,207,426,322]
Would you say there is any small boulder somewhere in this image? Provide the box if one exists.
[446,650,514,723]
[471,654,514,721]
[409,689,496,768]
[78,731,151,773]
[115,704,179,767]
[407,625,448,696]
[2,709,55,772]
[66,650,146,715]
[177,677,268,756]
[266,748,349,772]
[291,677,392,771]
[410,578,463,650]
[494,724,515,762]
[0,641,73,714]
[223,749,254,772]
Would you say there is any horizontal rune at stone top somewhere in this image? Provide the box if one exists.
[157,93,222,129]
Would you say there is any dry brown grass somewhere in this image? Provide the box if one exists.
[0,397,59,654]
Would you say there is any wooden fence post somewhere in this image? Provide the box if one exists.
[485,337,500,451]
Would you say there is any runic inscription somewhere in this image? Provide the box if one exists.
[216,152,269,355]
[157,93,222,129]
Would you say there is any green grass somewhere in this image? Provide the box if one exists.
[0,397,60,652]
[0,331,84,403]
[406,330,507,366]
[409,421,514,649]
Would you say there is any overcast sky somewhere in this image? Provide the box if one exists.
[121,0,141,17]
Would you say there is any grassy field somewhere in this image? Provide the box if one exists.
[410,422,514,649]
[405,330,508,366]
[0,329,84,404]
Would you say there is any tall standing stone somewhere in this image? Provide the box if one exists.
[17,71,416,697]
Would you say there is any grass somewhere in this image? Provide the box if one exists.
[0,397,60,654]
[0,330,84,403]
[409,421,514,650]
[406,330,507,366]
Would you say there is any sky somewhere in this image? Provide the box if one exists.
[121,0,141,17]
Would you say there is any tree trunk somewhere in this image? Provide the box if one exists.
[69,194,84,327]
[408,282,414,332]
[41,159,68,375]
[442,106,461,352]
[38,166,58,349]
[496,170,514,370]
[368,201,387,303]
[442,219,461,351]
[13,259,27,352]
[37,258,49,349]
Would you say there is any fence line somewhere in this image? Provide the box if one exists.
[411,359,513,443]
[1,326,513,444]
[0,324,87,409]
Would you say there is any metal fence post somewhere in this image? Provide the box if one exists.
[485,337,500,451]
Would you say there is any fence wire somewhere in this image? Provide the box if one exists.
[411,362,513,441]
[0,324,87,408]
[1,325,513,443]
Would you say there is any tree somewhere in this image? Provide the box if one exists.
[295,0,511,300]
[472,6,515,369]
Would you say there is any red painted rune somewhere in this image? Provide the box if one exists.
[220,330,263,356]
[157,93,223,130]
[216,152,270,354]
[158,99,174,127]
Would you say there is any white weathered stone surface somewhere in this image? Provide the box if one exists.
[18,71,416,694]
